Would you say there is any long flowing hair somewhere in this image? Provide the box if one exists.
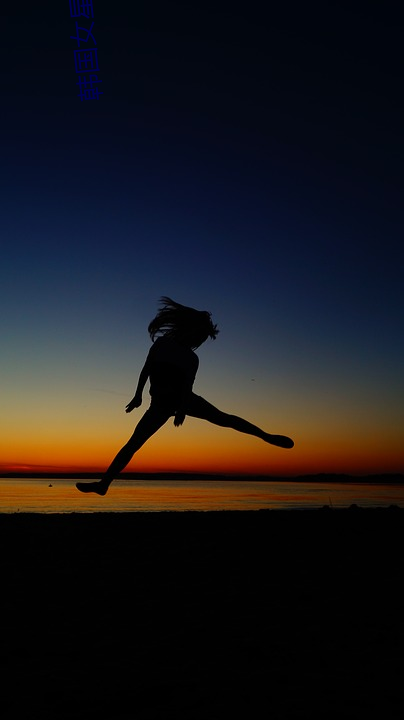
[148,297,219,348]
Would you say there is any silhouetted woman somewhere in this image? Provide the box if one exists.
[76,297,294,495]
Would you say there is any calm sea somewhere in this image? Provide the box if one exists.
[0,478,403,513]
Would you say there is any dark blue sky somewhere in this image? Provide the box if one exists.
[1,1,403,474]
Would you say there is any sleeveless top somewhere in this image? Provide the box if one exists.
[146,336,199,404]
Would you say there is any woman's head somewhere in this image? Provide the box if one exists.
[148,296,219,349]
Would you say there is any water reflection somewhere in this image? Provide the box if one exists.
[0,478,403,513]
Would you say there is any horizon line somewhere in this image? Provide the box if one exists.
[1,471,404,483]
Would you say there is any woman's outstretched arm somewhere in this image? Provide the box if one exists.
[125,360,150,413]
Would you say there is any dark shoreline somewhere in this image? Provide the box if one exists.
[1,509,403,717]
[1,505,404,517]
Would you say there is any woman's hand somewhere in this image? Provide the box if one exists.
[173,410,186,426]
[125,394,142,413]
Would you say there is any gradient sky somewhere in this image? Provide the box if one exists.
[1,1,403,476]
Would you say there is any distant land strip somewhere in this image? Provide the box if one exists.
[1,472,404,484]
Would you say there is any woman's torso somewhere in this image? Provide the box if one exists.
[147,336,198,403]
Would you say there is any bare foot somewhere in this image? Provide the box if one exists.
[265,434,294,449]
[76,480,109,496]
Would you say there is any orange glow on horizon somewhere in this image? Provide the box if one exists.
[2,447,403,478]
[1,415,403,477]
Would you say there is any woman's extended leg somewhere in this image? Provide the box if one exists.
[186,394,294,449]
[76,405,171,495]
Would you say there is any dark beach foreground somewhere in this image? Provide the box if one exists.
[1,508,403,719]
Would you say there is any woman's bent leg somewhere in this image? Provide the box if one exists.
[186,394,294,449]
[76,405,171,495]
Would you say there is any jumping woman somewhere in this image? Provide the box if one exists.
[76,297,294,496]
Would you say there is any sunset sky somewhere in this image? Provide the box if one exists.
[1,1,403,477]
